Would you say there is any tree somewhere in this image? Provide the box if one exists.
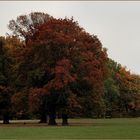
[104,59,121,117]
[8,13,108,125]
[104,58,140,117]
[0,36,14,124]
[116,67,140,117]
[0,86,13,124]
[128,74,140,117]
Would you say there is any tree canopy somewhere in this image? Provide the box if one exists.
[0,12,140,124]
[11,16,108,124]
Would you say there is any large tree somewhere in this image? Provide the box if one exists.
[8,13,108,125]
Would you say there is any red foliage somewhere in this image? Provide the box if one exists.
[29,87,49,112]
[47,59,76,90]
[14,17,108,116]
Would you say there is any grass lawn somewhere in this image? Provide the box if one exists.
[0,118,140,140]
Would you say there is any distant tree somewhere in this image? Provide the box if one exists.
[116,67,140,117]
[104,59,121,117]
[127,74,140,117]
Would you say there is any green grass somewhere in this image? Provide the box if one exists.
[0,118,140,140]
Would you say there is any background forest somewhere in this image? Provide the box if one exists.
[0,12,140,125]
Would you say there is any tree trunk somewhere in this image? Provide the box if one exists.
[3,114,10,124]
[48,106,57,125]
[132,108,136,117]
[62,113,68,126]
[39,114,48,123]
[48,114,57,125]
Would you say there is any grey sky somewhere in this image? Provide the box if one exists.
[0,1,140,74]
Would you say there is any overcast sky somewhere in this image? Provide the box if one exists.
[0,1,140,74]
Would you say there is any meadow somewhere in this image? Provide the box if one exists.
[0,118,140,140]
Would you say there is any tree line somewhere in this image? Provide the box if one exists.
[0,12,140,125]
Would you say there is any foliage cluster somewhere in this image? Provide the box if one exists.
[0,12,140,124]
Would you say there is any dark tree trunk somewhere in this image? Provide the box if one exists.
[132,108,136,117]
[3,114,10,124]
[48,106,57,125]
[39,114,48,123]
[62,113,68,126]
[48,115,57,125]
